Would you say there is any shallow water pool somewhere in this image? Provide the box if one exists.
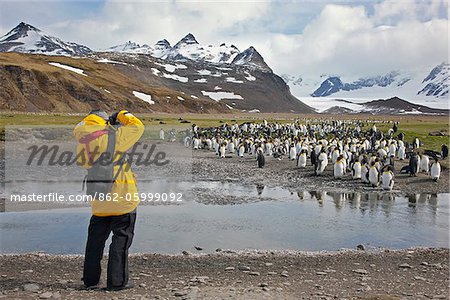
[0,181,448,254]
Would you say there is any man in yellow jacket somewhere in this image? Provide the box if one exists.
[74,109,144,290]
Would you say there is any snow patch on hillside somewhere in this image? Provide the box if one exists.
[226,77,243,83]
[155,62,187,73]
[133,91,154,104]
[244,71,256,81]
[162,73,188,83]
[48,62,87,76]
[97,58,128,65]
[201,91,243,102]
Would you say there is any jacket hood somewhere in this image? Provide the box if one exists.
[73,114,108,141]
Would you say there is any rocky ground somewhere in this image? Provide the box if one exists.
[0,248,448,300]
[192,150,449,196]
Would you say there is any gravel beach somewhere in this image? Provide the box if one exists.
[0,248,448,300]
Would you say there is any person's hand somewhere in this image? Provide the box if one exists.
[108,111,120,125]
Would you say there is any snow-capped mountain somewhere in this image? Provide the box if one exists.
[170,33,240,64]
[104,41,152,54]
[0,22,313,114]
[309,66,449,101]
[0,22,91,56]
[418,62,449,97]
[284,64,449,110]
[104,33,270,71]
[231,46,272,73]
[311,71,403,97]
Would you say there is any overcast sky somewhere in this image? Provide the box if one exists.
[0,0,448,78]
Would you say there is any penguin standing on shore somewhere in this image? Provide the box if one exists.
[352,160,362,179]
[381,166,394,190]
[193,137,200,150]
[368,161,380,187]
[409,153,419,177]
[430,158,441,181]
[228,141,235,153]
[413,137,420,149]
[442,144,449,159]
[219,143,226,158]
[238,143,245,158]
[257,146,265,168]
[316,150,328,175]
[420,154,430,172]
[297,149,307,168]
[334,155,345,179]
[289,144,297,160]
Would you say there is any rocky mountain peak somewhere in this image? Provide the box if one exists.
[174,33,198,48]
[1,22,40,42]
[0,22,92,56]
[156,39,171,48]
[231,46,272,72]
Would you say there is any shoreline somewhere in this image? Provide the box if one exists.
[1,248,448,299]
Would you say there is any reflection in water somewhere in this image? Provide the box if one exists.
[299,190,442,217]
[0,182,448,254]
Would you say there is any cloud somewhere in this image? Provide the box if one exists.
[47,0,271,49]
[251,1,448,77]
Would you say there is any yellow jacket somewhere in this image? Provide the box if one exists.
[74,110,144,216]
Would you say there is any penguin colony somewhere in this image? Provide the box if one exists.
[184,119,445,190]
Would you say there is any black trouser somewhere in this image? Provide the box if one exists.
[83,210,136,288]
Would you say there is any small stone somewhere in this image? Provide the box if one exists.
[316,271,327,276]
[21,269,34,273]
[420,262,429,266]
[262,287,269,292]
[194,246,203,251]
[23,283,40,292]
[215,248,222,252]
[314,284,323,290]
[259,283,268,287]
[225,267,235,271]
[352,269,369,275]
[356,244,365,251]
[249,272,260,276]
[414,276,426,281]
[139,283,147,288]
[174,290,187,297]
[369,264,376,268]
[182,251,190,256]
[238,266,250,271]
[399,263,413,269]
[186,287,200,298]
[140,273,152,277]
[57,279,68,285]
[267,271,277,275]
[264,263,273,267]
[39,292,53,299]
[280,273,289,278]
[1,275,6,278]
